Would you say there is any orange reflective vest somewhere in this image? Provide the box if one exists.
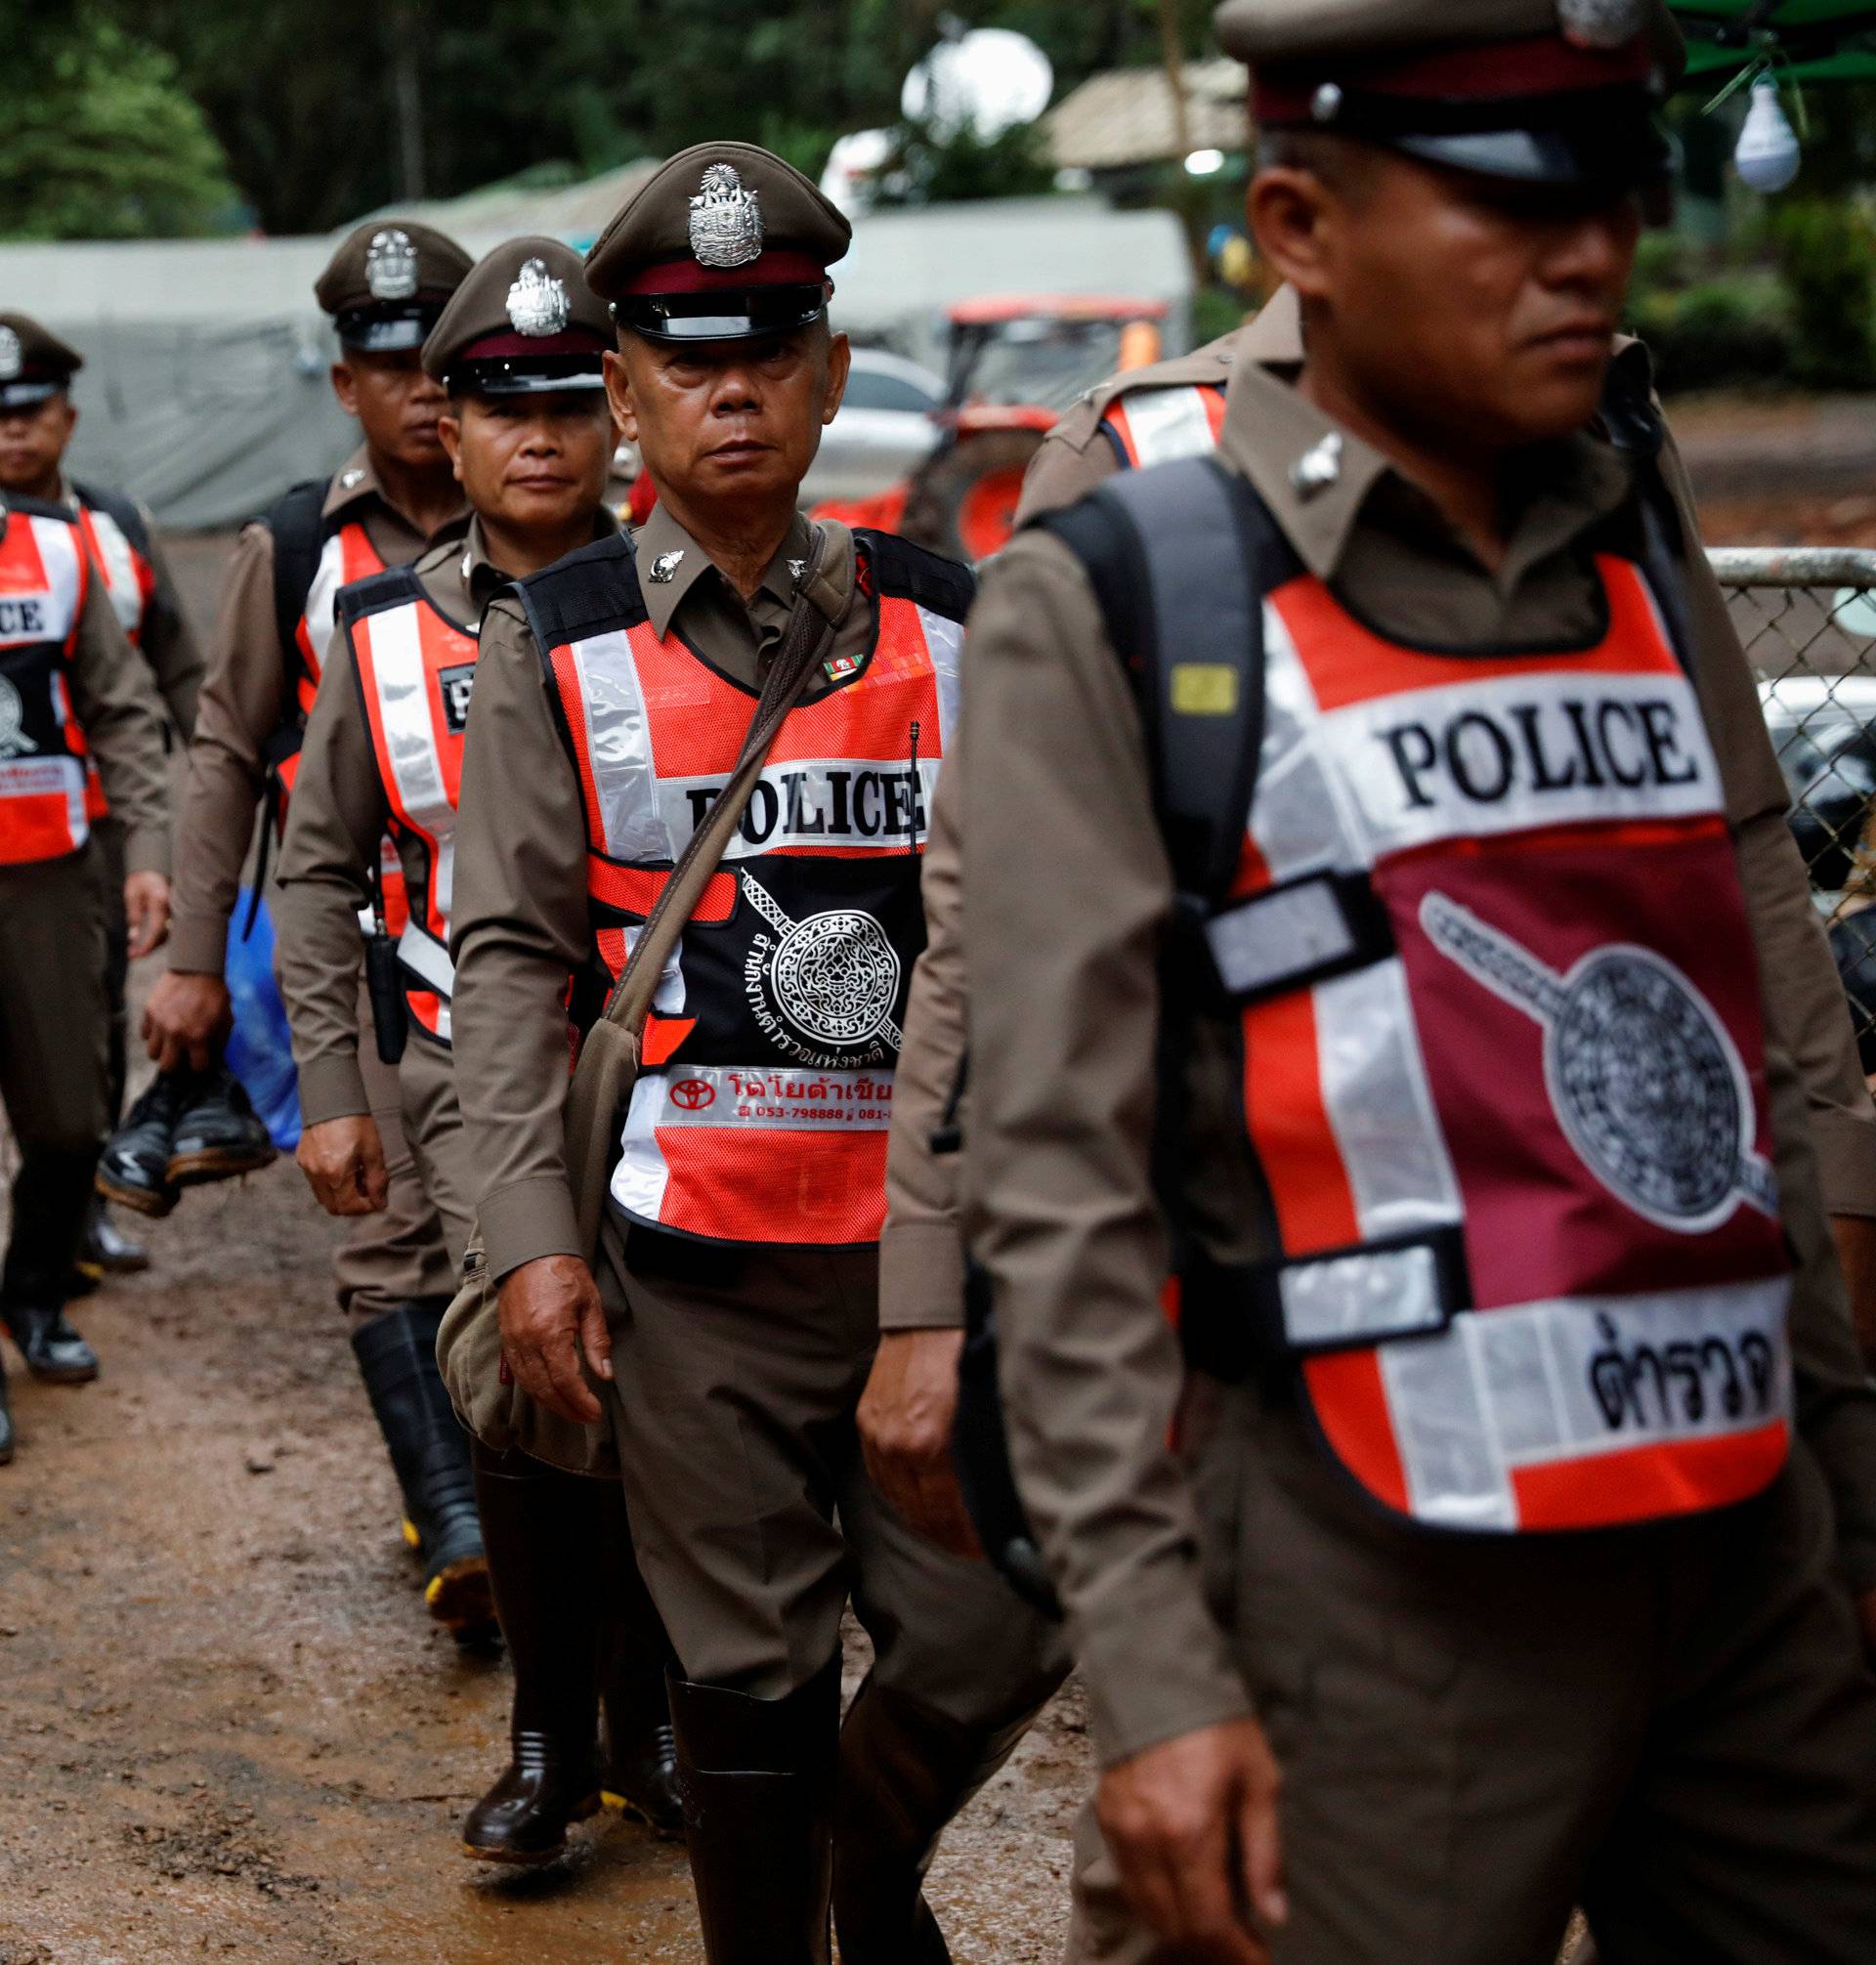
[1099,383,1228,470]
[0,498,98,867]
[1050,458,1792,1537]
[340,567,477,1046]
[73,488,158,647]
[279,516,385,797]
[525,530,971,1248]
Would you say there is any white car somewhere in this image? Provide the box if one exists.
[800,350,945,509]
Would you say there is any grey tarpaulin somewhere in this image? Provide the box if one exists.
[0,189,1190,530]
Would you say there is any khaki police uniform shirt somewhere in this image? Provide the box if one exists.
[950,333,1876,1772]
[449,498,876,1280]
[167,448,469,975]
[274,514,615,1128]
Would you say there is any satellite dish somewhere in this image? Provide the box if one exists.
[821,129,896,214]
[902,28,1053,142]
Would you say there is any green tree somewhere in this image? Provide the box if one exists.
[0,16,240,239]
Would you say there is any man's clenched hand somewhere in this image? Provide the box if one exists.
[497,1254,612,1427]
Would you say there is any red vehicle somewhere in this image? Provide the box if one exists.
[815,293,1169,562]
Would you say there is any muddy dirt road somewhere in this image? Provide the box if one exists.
[0,1157,1089,1965]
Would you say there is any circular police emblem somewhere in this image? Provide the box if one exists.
[0,674,28,757]
[1548,949,1743,1227]
[365,228,419,302]
[1556,0,1647,49]
[0,328,20,382]
[506,257,571,337]
[770,908,902,1048]
[1420,891,1777,1233]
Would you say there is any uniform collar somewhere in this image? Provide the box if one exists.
[1217,294,1634,589]
[634,497,816,639]
[322,443,471,539]
[417,507,618,627]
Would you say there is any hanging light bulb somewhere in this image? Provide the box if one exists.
[1735,76,1801,193]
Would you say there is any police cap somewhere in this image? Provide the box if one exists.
[316,219,473,353]
[422,236,612,398]
[586,142,852,345]
[1216,0,1685,192]
[0,313,82,411]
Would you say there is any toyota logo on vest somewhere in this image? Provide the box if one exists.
[670,1078,716,1112]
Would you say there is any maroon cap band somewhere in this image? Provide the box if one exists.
[616,249,831,297]
[1256,32,1655,122]
[457,327,612,363]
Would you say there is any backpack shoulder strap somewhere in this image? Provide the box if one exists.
[1037,456,1294,908]
[264,478,332,665]
[337,561,423,632]
[512,531,642,659]
[70,480,151,558]
[855,528,976,621]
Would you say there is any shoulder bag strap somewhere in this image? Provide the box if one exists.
[606,520,854,1037]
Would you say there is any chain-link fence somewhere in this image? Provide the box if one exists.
[1715,547,1876,1074]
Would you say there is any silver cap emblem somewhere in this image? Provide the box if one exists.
[365,228,420,302]
[1556,0,1647,50]
[1310,83,1343,124]
[1290,431,1343,500]
[506,257,571,337]
[649,549,685,583]
[0,328,20,381]
[689,164,765,271]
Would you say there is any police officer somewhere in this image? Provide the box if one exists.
[0,449,172,1460]
[956,5,1876,1961]
[448,147,1067,1963]
[138,219,490,1635]
[0,314,204,1283]
[273,235,681,1858]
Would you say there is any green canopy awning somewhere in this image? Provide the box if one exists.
[1670,3,1876,79]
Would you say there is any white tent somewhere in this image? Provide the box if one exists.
[0,192,1191,529]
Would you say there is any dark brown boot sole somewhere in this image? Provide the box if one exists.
[93,1173,178,1219]
[426,1556,494,1633]
[167,1145,277,1188]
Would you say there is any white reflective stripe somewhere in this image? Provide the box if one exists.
[619,920,689,1016]
[0,517,85,652]
[917,605,964,754]
[303,533,349,658]
[1322,669,1724,864]
[567,628,668,863]
[630,1065,895,1132]
[1313,960,1464,1243]
[1281,1243,1443,1348]
[84,509,144,635]
[397,921,455,998]
[362,600,458,856]
[1382,1277,1793,1531]
[657,755,937,861]
[1121,387,1219,466]
[1251,600,1364,885]
[1206,877,1358,997]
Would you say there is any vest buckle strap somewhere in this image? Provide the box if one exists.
[1202,868,1396,1005]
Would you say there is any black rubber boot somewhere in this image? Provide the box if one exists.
[4,1148,102,1384]
[595,1482,683,1838]
[461,1442,605,1863]
[833,1680,1044,1965]
[668,1655,841,1965]
[166,1064,276,1187]
[75,1194,149,1279]
[0,1353,14,1465]
[352,1303,490,1634]
[96,1072,185,1217]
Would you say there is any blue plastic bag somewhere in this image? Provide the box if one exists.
[223,890,302,1151]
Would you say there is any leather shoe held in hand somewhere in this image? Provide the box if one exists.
[96,1073,187,1218]
[74,1196,149,1280]
[167,1066,277,1188]
[4,1303,100,1385]
[461,1734,602,1865]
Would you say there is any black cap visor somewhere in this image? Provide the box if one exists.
[0,380,65,410]
[335,300,449,352]
[445,354,608,398]
[615,284,830,345]
[1391,117,1672,193]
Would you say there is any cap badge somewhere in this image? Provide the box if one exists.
[507,257,572,337]
[0,328,20,382]
[1556,0,1647,50]
[649,549,685,583]
[1310,83,1343,125]
[365,228,420,302]
[689,163,765,271]
[1290,431,1343,500]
